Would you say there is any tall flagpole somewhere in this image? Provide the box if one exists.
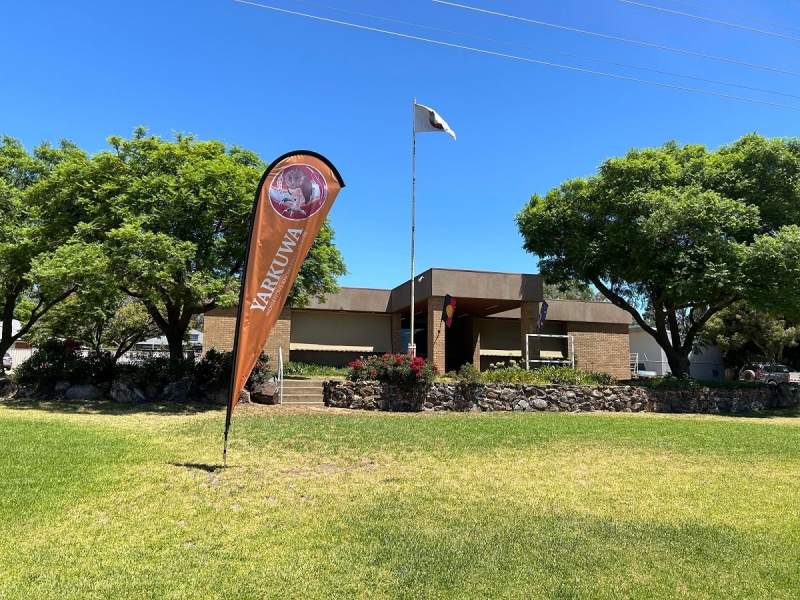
[409,98,417,358]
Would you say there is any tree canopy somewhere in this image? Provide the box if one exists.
[517,134,800,377]
[543,280,607,302]
[0,135,88,358]
[699,303,800,366]
[32,128,347,361]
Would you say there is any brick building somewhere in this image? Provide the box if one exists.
[203,268,632,379]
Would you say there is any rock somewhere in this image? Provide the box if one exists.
[206,389,227,406]
[517,399,530,410]
[54,380,71,392]
[251,378,279,404]
[65,384,104,400]
[0,380,17,398]
[533,398,548,410]
[163,377,193,403]
[109,377,148,404]
[238,389,251,404]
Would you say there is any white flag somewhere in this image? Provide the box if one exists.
[414,103,456,139]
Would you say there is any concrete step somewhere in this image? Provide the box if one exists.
[278,378,326,404]
[281,394,324,404]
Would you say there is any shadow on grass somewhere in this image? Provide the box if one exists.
[0,397,221,416]
[171,461,226,472]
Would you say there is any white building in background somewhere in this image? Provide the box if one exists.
[135,329,203,352]
[629,325,726,381]
[0,319,21,341]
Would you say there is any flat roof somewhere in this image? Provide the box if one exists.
[302,268,629,324]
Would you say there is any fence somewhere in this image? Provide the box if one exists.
[5,346,199,371]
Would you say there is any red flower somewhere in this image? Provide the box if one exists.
[370,369,378,377]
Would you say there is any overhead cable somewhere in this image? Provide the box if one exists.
[283,0,800,100]
[660,0,800,33]
[432,0,800,77]
[233,0,800,111]
[619,0,800,42]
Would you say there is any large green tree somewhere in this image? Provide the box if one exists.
[0,135,88,359]
[516,134,800,377]
[699,303,800,365]
[35,128,346,361]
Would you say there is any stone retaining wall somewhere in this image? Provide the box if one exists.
[323,380,800,414]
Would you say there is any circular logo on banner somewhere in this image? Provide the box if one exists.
[269,164,328,220]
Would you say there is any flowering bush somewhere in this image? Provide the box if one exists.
[347,353,437,389]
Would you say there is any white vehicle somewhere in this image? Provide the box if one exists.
[2,352,11,371]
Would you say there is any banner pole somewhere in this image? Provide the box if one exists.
[410,98,417,358]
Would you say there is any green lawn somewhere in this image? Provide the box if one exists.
[1,401,799,599]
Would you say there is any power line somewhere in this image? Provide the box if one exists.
[660,0,800,34]
[432,0,800,77]
[283,0,800,100]
[620,0,800,42]
[233,0,800,111]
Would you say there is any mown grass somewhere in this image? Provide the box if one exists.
[1,401,799,599]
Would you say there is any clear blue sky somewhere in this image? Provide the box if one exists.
[3,0,800,289]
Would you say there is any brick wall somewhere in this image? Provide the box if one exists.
[203,308,238,353]
[427,296,446,370]
[203,306,292,369]
[564,322,630,380]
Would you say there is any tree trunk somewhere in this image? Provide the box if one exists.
[165,327,188,363]
[664,348,691,378]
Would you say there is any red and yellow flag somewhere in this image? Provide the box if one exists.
[441,294,456,328]
[225,151,344,449]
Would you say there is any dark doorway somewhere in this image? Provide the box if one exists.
[444,316,471,373]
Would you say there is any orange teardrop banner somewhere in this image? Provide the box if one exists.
[225,151,344,441]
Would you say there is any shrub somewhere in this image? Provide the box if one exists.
[481,360,615,386]
[193,349,272,391]
[626,375,759,389]
[116,354,197,390]
[281,361,348,378]
[347,353,437,389]
[13,339,116,391]
[456,363,483,386]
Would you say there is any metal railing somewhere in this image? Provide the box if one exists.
[278,345,284,406]
[524,334,575,370]
[630,353,639,375]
